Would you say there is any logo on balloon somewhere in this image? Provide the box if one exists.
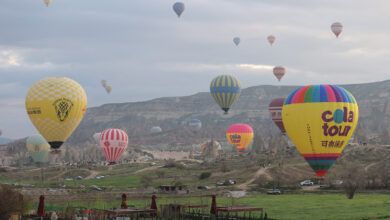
[53,98,74,122]
[230,134,241,143]
[104,141,110,147]
[321,107,355,137]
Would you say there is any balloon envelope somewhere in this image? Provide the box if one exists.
[105,85,112,94]
[210,75,241,114]
[99,129,128,164]
[282,85,358,177]
[43,0,51,7]
[25,77,87,151]
[188,119,202,131]
[173,2,185,17]
[331,22,343,37]
[269,98,286,134]
[226,124,254,154]
[273,66,285,82]
[233,37,240,46]
[267,35,275,45]
[0,128,2,136]
[26,135,50,163]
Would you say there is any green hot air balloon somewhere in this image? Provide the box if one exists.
[26,135,50,163]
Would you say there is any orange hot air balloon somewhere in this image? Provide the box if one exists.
[226,124,254,154]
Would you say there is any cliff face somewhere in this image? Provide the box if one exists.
[67,80,390,146]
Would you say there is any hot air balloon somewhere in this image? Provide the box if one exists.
[269,98,286,134]
[173,2,185,17]
[273,66,285,82]
[331,22,343,38]
[0,128,2,136]
[25,77,87,153]
[226,124,254,154]
[210,75,241,114]
[151,126,162,133]
[188,119,201,131]
[105,85,112,94]
[26,135,50,163]
[93,133,101,144]
[233,37,240,46]
[267,35,275,46]
[99,128,128,164]
[282,85,358,177]
[43,0,51,7]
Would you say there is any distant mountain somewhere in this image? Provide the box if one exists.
[0,137,13,145]
[67,80,390,147]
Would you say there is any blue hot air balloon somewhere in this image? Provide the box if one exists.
[210,75,241,114]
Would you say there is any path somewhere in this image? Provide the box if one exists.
[238,167,272,190]
[134,165,162,174]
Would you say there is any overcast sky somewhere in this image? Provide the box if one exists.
[1,0,390,138]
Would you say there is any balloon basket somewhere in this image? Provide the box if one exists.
[108,162,116,165]
[50,149,62,155]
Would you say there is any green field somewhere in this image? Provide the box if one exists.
[36,193,390,220]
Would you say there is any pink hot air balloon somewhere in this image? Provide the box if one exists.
[99,128,128,164]
[269,97,286,134]
[273,66,286,82]
[267,35,275,46]
[331,22,343,38]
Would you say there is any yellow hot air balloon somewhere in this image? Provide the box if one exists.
[226,124,254,154]
[25,77,87,153]
[43,0,51,7]
[282,85,358,177]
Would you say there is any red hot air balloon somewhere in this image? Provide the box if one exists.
[99,128,128,165]
[269,98,286,135]
[267,35,276,46]
[273,66,285,82]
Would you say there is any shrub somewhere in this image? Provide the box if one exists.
[155,170,166,178]
[199,172,212,180]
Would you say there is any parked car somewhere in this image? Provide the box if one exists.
[300,180,314,186]
[91,185,103,191]
[95,175,105,180]
[228,179,237,185]
[197,186,209,190]
[216,181,225,186]
[267,189,282,195]
[76,176,83,180]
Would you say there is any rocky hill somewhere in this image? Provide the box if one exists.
[67,80,390,147]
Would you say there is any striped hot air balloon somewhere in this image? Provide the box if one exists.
[210,75,241,114]
[99,129,128,165]
[273,66,285,82]
[226,124,254,154]
[269,97,286,135]
[331,22,343,38]
[282,85,358,177]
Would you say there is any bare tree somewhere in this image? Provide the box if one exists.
[342,164,365,199]
[252,133,265,154]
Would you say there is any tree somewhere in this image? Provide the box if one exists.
[379,127,390,144]
[141,176,153,188]
[252,133,265,154]
[342,164,365,199]
[155,170,166,178]
[0,186,30,219]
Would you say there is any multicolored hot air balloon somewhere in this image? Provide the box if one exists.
[331,22,343,38]
[25,77,87,153]
[188,119,202,131]
[269,98,286,134]
[99,129,128,164]
[93,133,101,144]
[173,2,185,17]
[43,0,51,7]
[273,66,285,82]
[226,124,254,154]
[233,37,240,46]
[26,135,50,163]
[282,85,358,177]
[210,75,241,114]
[267,35,275,46]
